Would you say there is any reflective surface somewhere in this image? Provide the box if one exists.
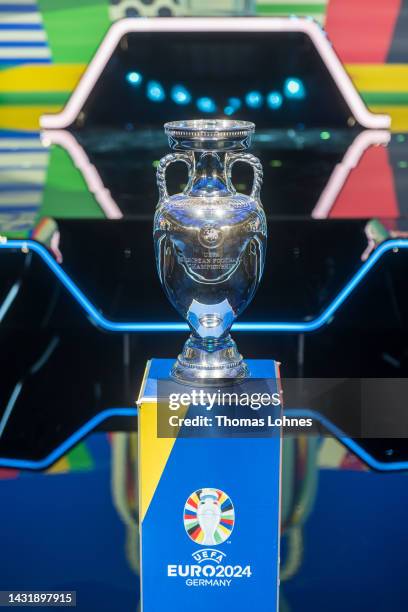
[0,433,139,612]
[36,126,405,221]
[2,432,408,611]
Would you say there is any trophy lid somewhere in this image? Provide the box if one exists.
[164,119,255,152]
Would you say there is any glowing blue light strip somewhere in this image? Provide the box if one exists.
[0,280,20,323]
[0,407,137,471]
[288,409,408,472]
[1,238,407,333]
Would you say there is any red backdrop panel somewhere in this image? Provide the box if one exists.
[325,0,402,63]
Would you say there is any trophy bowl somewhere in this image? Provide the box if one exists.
[153,119,267,385]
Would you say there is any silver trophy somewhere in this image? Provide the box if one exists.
[154,119,266,384]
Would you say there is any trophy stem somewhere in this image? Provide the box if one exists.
[171,333,249,386]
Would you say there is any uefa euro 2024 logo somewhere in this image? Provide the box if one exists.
[184,488,235,546]
[167,489,251,586]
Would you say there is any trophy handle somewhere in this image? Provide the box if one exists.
[226,153,263,200]
[156,152,194,201]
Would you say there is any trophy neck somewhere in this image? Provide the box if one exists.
[185,151,234,198]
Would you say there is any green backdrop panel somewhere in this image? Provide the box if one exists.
[41,146,105,218]
[38,0,110,64]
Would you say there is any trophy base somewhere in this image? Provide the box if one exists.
[170,334,249,386]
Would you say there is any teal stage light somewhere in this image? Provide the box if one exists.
[245,90,263,108]
[126,71,142,86]
[146,80,165,102]
[267,91,283,109]
[284,77,305,99]
[196,97,217,112]
[171,85,192,105]
[228,97,242,110]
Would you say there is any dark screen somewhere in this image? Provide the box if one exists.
[77,31,355,129]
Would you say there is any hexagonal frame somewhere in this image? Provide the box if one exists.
[40,17,390,130]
